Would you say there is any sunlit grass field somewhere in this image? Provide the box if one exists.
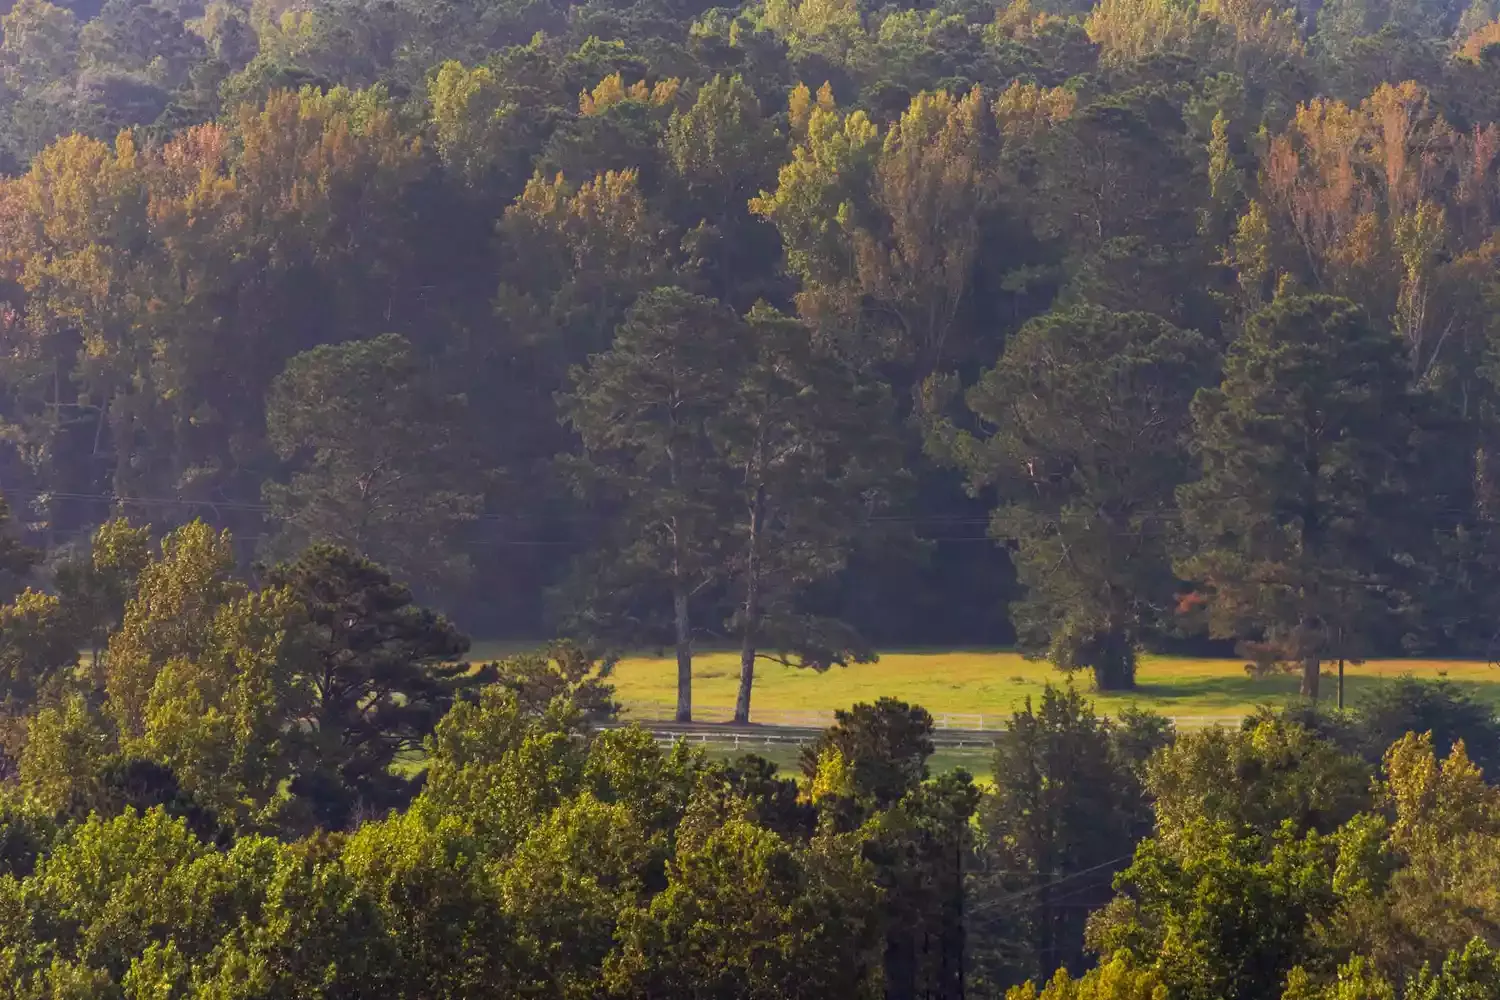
[467,642,1500,722]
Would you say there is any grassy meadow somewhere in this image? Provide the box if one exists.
[467,643,1500,724]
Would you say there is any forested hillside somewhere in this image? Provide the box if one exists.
[10,0,1500,993]
[4,0,1500,704]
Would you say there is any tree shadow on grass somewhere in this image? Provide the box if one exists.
[1124,674,1303,711]
[1126,671,1500,712]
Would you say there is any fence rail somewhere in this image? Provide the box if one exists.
[621,702,994,729]
[647,730,1000,754]
[619,701,1243,733]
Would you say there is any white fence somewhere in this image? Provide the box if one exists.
[651,730,1002,754]
[622,702,995,730]
[620,701,1242,733]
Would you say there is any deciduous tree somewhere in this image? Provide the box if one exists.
[970,688,1163,988]
[104,520,240,737]
[605,813,885,999]
[51,516,149,669]
[0,589,78,713]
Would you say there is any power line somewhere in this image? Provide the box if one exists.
[967,854,1135,917]
[6,490,581,548]
[8,486,1499,549]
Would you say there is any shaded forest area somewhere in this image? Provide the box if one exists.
[5,0,1500,697]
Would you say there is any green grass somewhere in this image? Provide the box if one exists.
[463,644,1500,781]
[466,642,1500,723]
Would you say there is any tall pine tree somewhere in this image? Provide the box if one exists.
[721,304,900,723]
[1177,295,1425,700]
[933,306,1214,691]
[560,288,743,722]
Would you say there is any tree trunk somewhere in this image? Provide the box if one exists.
[734,564,759,724]
[735,616,756,724]
[1300,656,1321,701]
[884,924,918,1000]
[952,837,965,1000]
[1092,626,1137,692]
[673,587,692,723]
[733,485,765,725]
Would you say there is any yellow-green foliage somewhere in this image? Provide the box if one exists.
[1007,955,1168,1000]
[105,521,241,738]
[18,694,113,813]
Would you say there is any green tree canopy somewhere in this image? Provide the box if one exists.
[970,687,1166,988]
[265,333,482,592]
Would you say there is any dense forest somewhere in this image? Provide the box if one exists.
[6,0,1500,991]
[3,523,1500,999]
[10,0,1500,714]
